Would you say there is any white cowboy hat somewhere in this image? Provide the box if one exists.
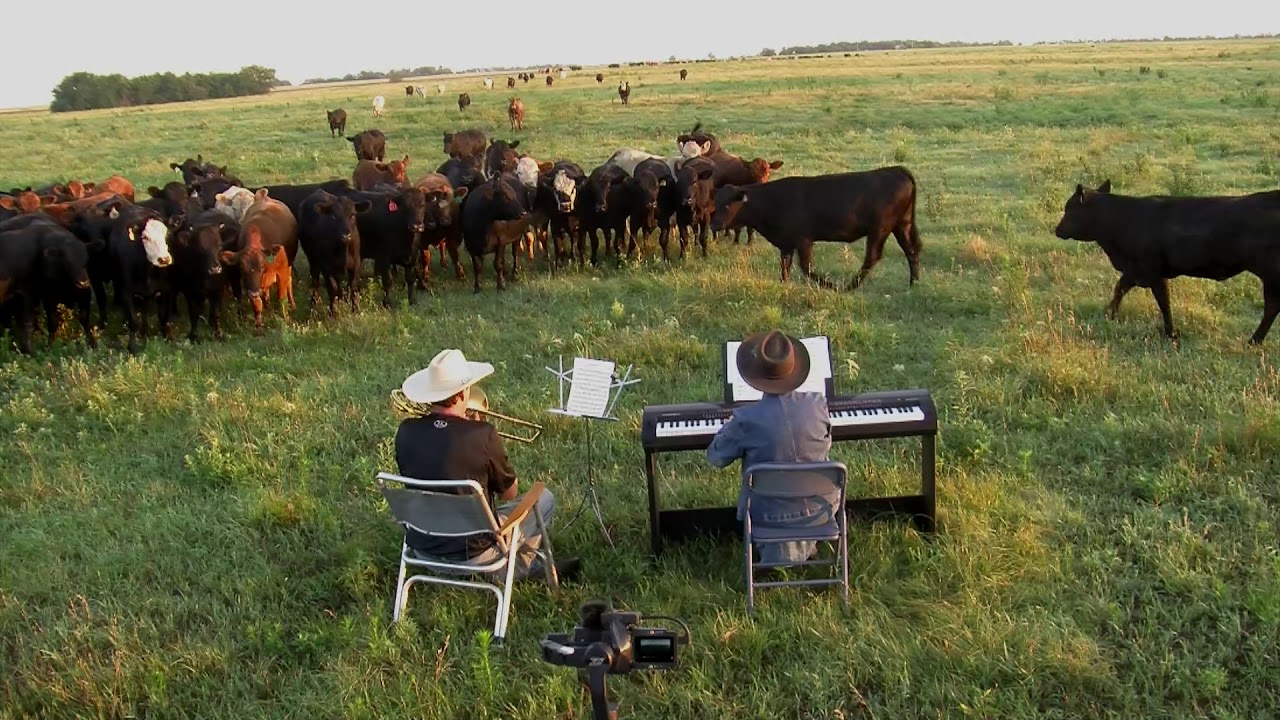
[402,349,494,404]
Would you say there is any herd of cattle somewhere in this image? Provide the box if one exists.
[2,114,1279,357]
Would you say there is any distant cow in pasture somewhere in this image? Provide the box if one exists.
[443,129,488,163]
[372,95,386,117]
[710,166,922,289]
[327,108,347,137]
[618,81,630,105]
[507,76,517,88]
[353,155,411,190]
[546,75,554,86]
[1054,180,1280,344]
[437,83,446,95]
[596,73,604,83]
[508,98,525,131]
[298,190,370,316]
[405,85,414,96]
[348,129,386,162]
[484,77,494,90]
[560,69,568,79]
[458,92,471,112]
[680,68,688,80]
[414,85,426,98]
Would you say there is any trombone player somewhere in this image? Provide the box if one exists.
[394,348,581,581]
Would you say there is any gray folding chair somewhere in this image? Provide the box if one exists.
[376,472,558,643]
[742,461,849,615]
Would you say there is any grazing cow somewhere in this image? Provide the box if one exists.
[458,92,471,112]
[444,129,487,161]
[414,85,426,98]
[508,97,525,131]
[629,159,679,260]
[299,190,371,316]
[677,122,722,157]
[327,108,347,137]
[213,186,257,223]
[222,190,299,329]
[520,73,529,83]
[546,75,554,87]
[414,173,468,283]
[437,83,446,95]
[484,77,494,90]
[0,218,96,353]
[437,157,483,195]
[372,95,386,117]
[348,129,387,162]
[577,163,631,264]
[353,155,411,190]
[674,158,717,258]
[507,76,516,89]
[350,187,428,306]
[484,140,521,180]
[710,166,922,289]
[618,81,630,105]
[461,174,529,292]
[1054,180,1280,344]
[248,181,352,220]
[596,73,604,83]
[680,68,688,80]
[537,161,587,264]
[107,205,174,353]
[164,210,236,342]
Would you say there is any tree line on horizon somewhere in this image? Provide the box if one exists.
[49,66,283,113]
[762,32,1279,56]
[301,65,453,85]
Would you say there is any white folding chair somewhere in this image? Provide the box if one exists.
[376,472,557,643]
[742,461,849,615]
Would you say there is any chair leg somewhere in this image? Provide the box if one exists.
[392,554,409,622]
[495,542,521,643]
[744,520,755,616]
[840,514,850,608]
[535,512,559,589]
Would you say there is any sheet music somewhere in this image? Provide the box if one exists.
[564,357,614,418]
[726,336,832,402]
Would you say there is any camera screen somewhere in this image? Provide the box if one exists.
[634,635,676,665]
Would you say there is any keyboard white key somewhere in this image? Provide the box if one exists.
[653,405,924,437]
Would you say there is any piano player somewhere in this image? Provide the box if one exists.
[705,330,841,566]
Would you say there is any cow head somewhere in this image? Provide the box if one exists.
[385,187,427,234]
[489,177,528,223]
[123,212,173,268]
[748,159,785,183]
[1055,180,1111,241]
[551,170,584,213]
[384,155,411,186]
[711,185,753,232]
[588,165,626,213]
[676,162,715,208]
[679,140,704,160]
[310,192,372,245]
[485,140,520,179]
[213,186,256,223]
[176,215,234,280]
[39,228,93,291]
[170,156,208,186]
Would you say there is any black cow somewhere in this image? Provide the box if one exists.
[348,188,427,306]
[458,93,471,112]
[190,176,242,210]
[299,190,371,316]
[629,159,679,260]
[170,155,227,186]
[140,182,195,231]
[348,130,386,162]
[536,161,587,265]
[674,158,717,258]
[1054,180,1280,344]
[437,157,483,195]
[106,205,175,353]
[163,210,237,342]
[461,174,529,292]
[251,180,353,221]
[710,166,922,289]
[576,163,630,265]
[327,108,347,137]
[0,218,96,353]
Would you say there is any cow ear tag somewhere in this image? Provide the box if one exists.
[388,200,398,212]
[109,208,120,219]
[128,228,137,242]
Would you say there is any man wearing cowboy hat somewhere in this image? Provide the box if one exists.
[706,330,838,565]
[395,348,579,580]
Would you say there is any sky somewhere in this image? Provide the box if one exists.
[4,0,1276,108]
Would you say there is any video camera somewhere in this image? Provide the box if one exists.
[540,601,690,720]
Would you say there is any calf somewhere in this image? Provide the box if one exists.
[596,73,604,83]
[507,76,516,89]
[164,210,236,342]
[484,140,521,180]
[444,129,487,161]
[353,155,411,190]
[508,97,525,130]
[222,190,298,329]
[674,158,717,258]
[348,129,386,162]
[577,163,631,265]
[618,81,630,105]
[107,205,174,353]
[679,68,688,80]
[414,173,468,283]
[545,75,554,87]
[327,108,347,137]
[350,187,428,306]
[629,159,679,260]
[710,166,921,289]
[458,93,471,112]
[461,175,530,291]
[483,77,494,90]
[372,95,385,117]
[1054,180,1280,344]
[251,180,352,220]
[0,219,96,353]
[414,85,426,98]
[299,190,371,316]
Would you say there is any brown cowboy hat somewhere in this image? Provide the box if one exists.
[736,330,810,395]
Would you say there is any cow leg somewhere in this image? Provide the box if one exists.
[347,268,360,313]
[1106,275,1137,319]
[309,265,323,313]
[472,253,483,293]
[76,294,96,349]
[697,222,709,258]
[1250,277,1280,345]
[1150,278,1178,340]
[511,240,521,282]
[419,250,432,289]
[187,292,205,343]
[589,229,601,266]
[747,228,755,246]
[449,243,465,281]
[123,294,140,354]
[404,263,418,306]
[659,226,671,262]
[285,267,296,310]
[377,261,393,307]
[892,226,921,286]
[13,295,33,355]
[852,231,888,290]
[209,289,224,341]
[324,272,340,317]
[92,277,109,330]
[495,250,507,292]
[43,298,61,347]
[779,248,795,282]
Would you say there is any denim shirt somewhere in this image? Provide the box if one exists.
[705,391,834,519]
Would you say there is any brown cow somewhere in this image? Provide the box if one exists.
[458,93,471,112]
[508,98,525,131]
[352,156,411,190]
[507,76,516,89]
[444,129,487,161]
[414,173,468,283]
[545,75,554,87]
[618,81,630,105]
[89,175,136,203]
[679,68,688,80]
[0,191,52,215]
[327,108,347,137]
[221,189,298,329]
[596,73,604,83]
[702,152,784,244]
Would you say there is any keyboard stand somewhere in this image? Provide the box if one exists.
[645,435,936,557]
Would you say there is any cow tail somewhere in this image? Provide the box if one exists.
[905,168,921,251]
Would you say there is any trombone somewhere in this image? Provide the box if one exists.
[390,385,543,443]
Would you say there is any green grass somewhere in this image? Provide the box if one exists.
[3,40,1280,719]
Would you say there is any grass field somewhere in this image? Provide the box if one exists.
[3,39,1280,719]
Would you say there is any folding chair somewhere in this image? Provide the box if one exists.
[376,472,558,643]
[742,461,849,615]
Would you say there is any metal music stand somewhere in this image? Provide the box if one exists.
[547,356,641,549]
